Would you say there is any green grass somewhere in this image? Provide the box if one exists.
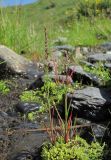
[0,0,111,57]
[55,17,111,46]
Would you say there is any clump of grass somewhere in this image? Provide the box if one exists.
[0,81,10,95]
[0,6,39,54]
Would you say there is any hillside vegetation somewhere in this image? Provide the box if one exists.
[0,0,111,57]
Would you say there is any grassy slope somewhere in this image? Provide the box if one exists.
[0,0,111,57]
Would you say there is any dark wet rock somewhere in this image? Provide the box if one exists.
[87,53,111,63]
[0,125,8,142]
[28,75,44,90]
[75,118,109,143]
[13,122,39,130]
[67,65,102,86]
[103,148,111,160]
[0,111,20,130]
[24,68,43,80]
[71,118,93,142]
[100,42,111,51]
[12,148,42,160]
[15,102,41,114]
[76,118,91,125]
[0,111,9,128]
[12,151,34,160]
[10,131,48,160]
[28,74,73,90]
[0,111,19,153]
[103,122,111,143]
[0,111,8,118]
[0,77,32,115]
[54,45,75,53]
[60,87,111,122]
[0,77,49,159]
[0,45,43,79]
[92,124,107,139]
[76,118,107,138]
[102,122,111,160]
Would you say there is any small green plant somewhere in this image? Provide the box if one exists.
[0,81,10,95]
[20,90,39,103]
[20,76,74,112]
[83,62,111,85]
[41,135,105,160]
[19,76,73,121]
[27,111,38,121]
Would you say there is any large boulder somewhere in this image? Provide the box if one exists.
[60,87,111,122]
[87,53,111,63]
[0,45,43,79]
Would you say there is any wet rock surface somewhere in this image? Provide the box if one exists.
[66,87,111,122]
[12,151,34,160]
[10,131,48,160]
[75,118,110,143]
[0,77,49,160]
[28,75,44,90]
[15,102,41,114]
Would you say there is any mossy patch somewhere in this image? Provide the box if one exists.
[41,136,105,160]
